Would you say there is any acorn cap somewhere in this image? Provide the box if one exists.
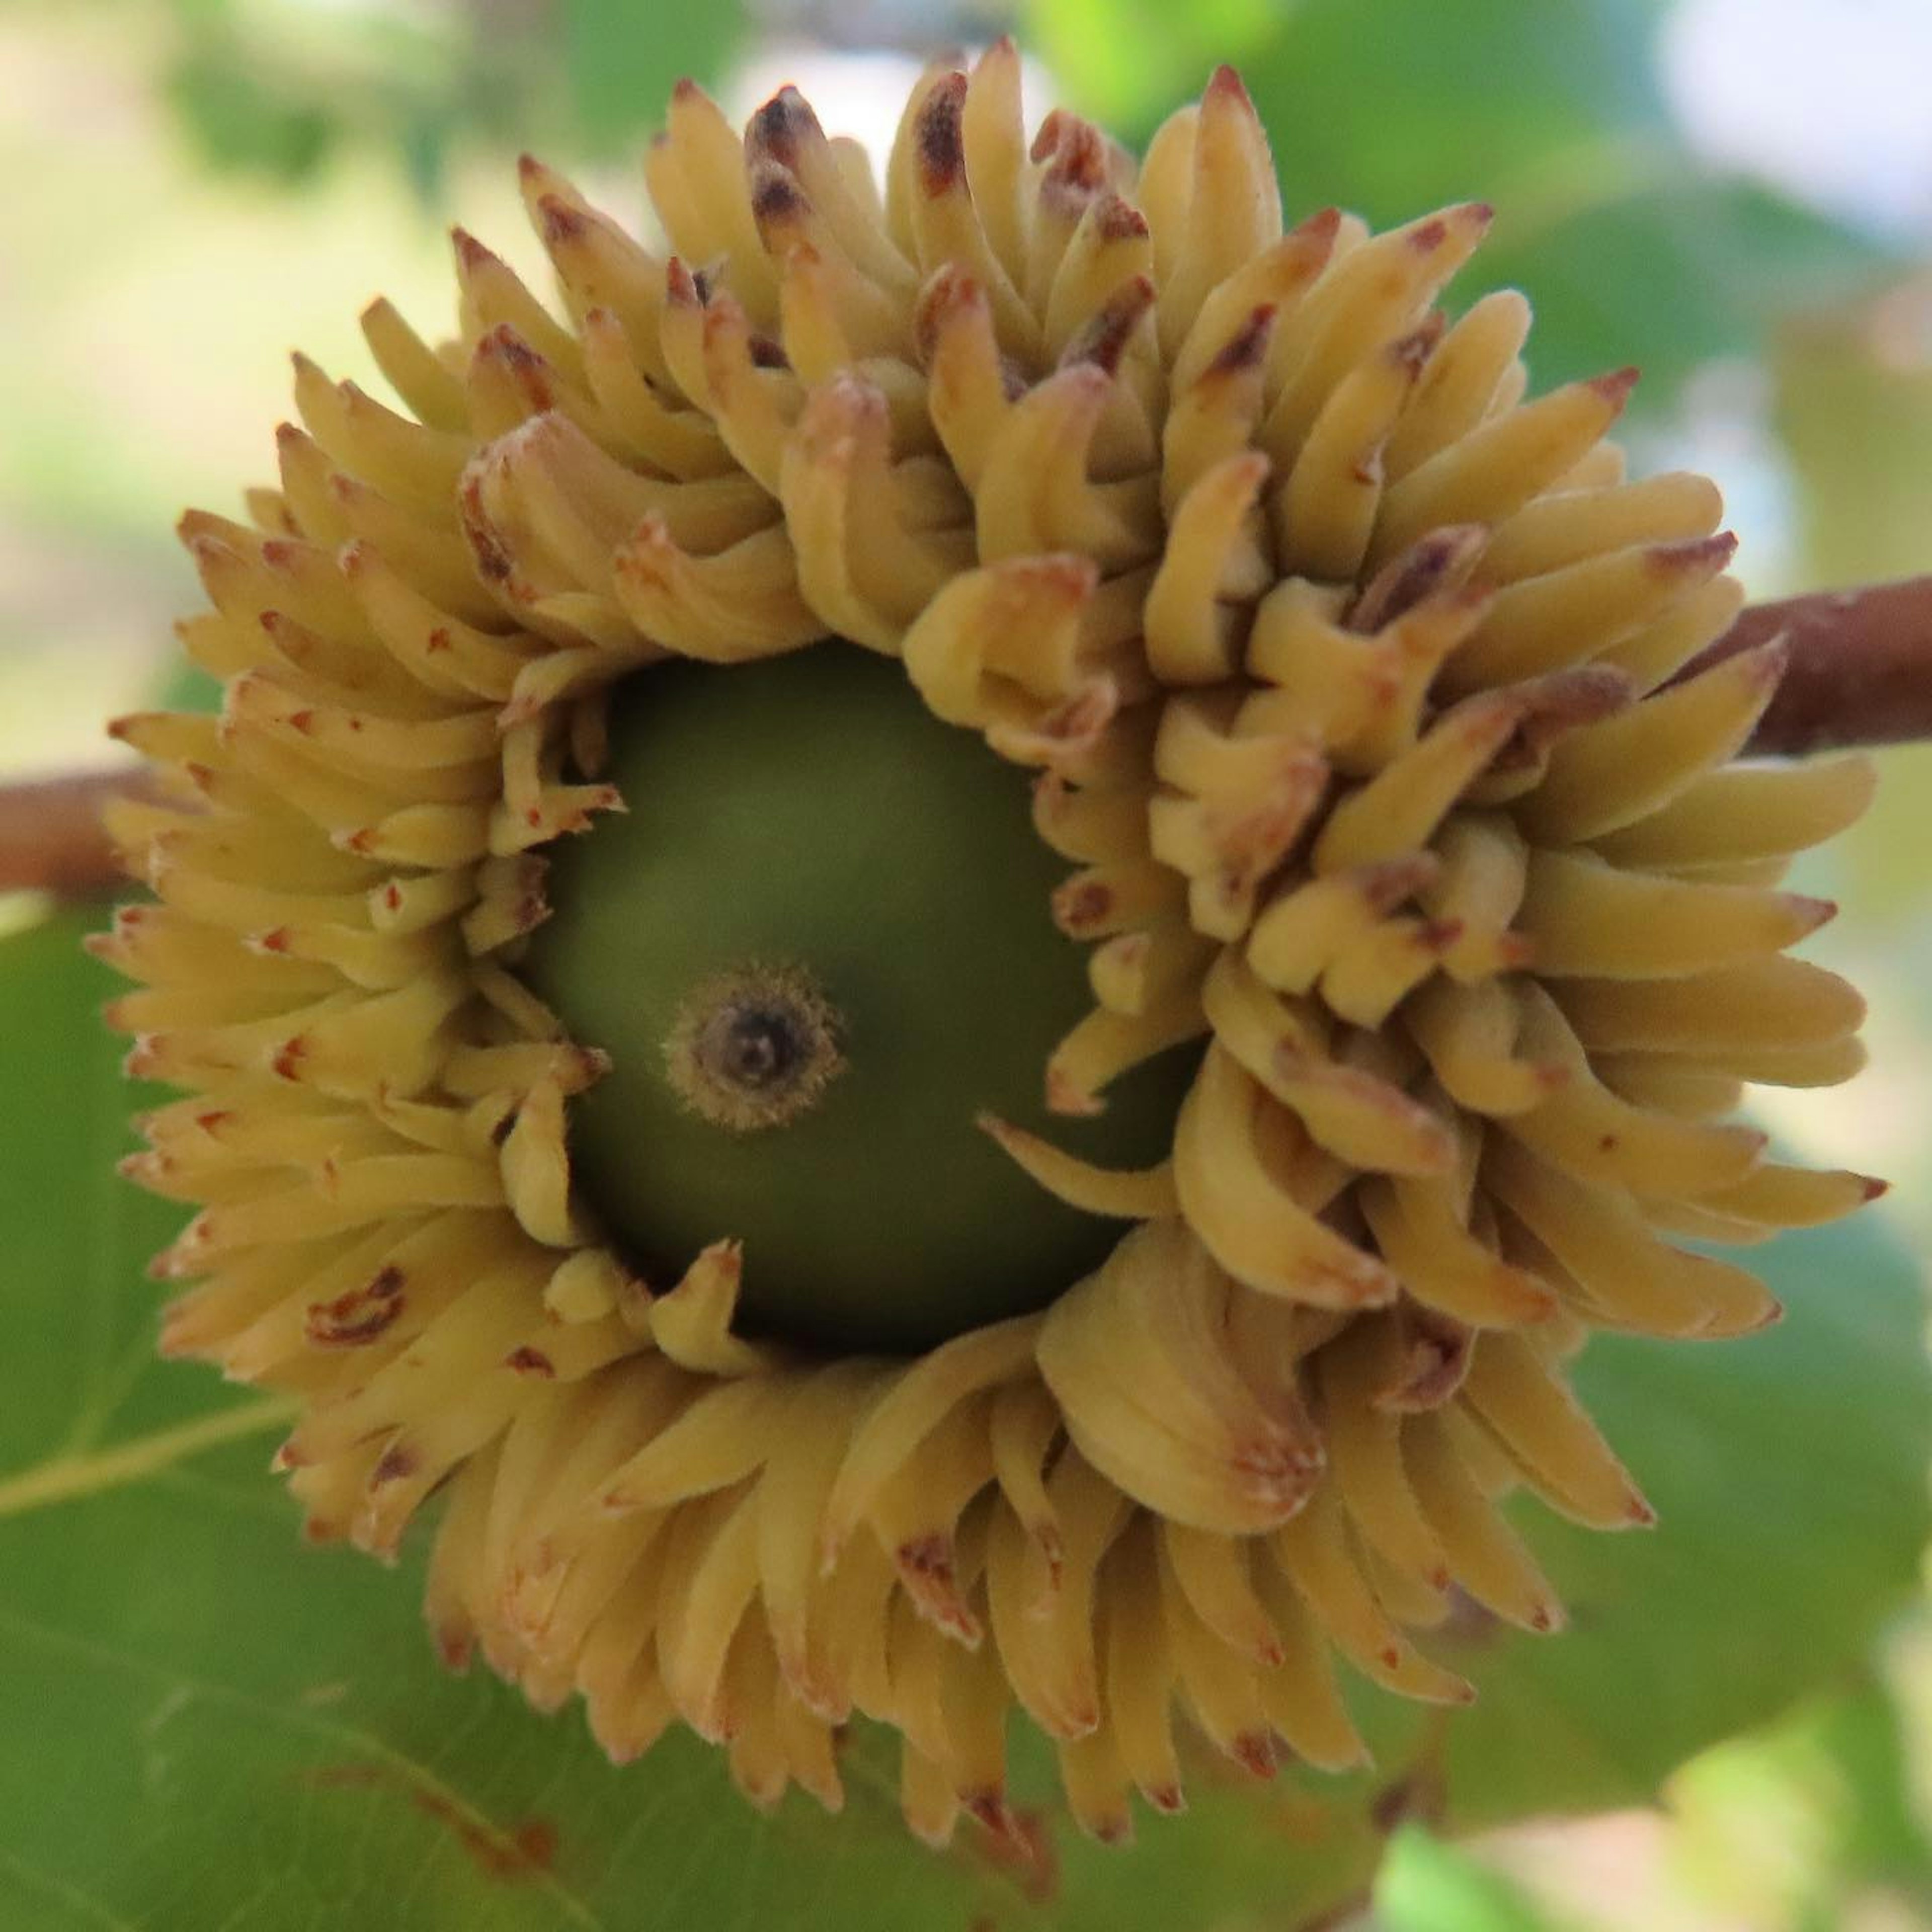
[100,50,1880,1850]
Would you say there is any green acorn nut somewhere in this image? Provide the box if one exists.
[523,640,1196,1354]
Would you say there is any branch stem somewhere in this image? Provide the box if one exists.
[1693,575,1932,757]
[0,770,148,899]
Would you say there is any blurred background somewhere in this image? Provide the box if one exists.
[4,0,1931,1924]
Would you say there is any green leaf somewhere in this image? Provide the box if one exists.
[1375,1824,1570,1932]
[158,662,223,718]
[562,0,744,155]
[2,908,1924,1926]
[0,912,202,1475]
[1471,178,1897,403]
[1103,0,1900,407]
[1398,1211,1932,1830]
[1023,0,1281,132]
[165,39,338,185]
[1666,1675,1932,1925]
[152,2,525,201]
[1238,0,1672,227]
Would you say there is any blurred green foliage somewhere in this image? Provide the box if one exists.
[126,0,1901,412]
[1377,1828,1568,1932]
[1040,0,1898,404]
[564,0,743,152]
[140,0,744,196]
[1667,1678,1932,1929]
[159,0,513,196]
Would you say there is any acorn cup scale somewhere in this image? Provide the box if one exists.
[525,642,1197,1353]
[94,44,1884,1850]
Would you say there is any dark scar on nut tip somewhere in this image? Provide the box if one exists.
[664,963,847,1134]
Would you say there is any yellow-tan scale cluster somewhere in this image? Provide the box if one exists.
[99,46,1880,1845]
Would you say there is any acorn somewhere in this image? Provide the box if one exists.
[98,46,1881,1849]
[524,641,1197,1353]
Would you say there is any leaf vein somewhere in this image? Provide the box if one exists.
[0,1842,141,1932]
[0,1600,610,1931]
[0,1396,294,1518]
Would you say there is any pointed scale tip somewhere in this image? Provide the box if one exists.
[664,256,699,306]
[1592,364,1643,405]
[963,1789,1014,1839]
[539,194,588,246]
[915,71,969,196]
[1206,63,1255,107]
[433,1625,475,1674]
[1649,529,1740,578]
[451,225,492,270]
